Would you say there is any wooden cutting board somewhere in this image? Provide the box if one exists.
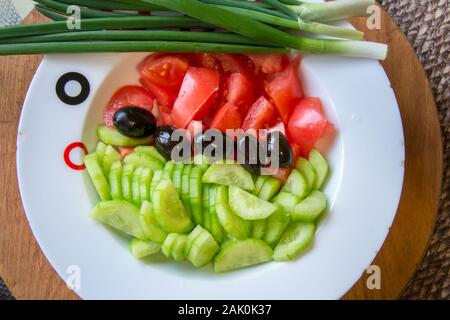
[0,8,442,300]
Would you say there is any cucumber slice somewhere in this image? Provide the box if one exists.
[171,234,188,261]
[202,184,211,232]
[97,125,153,147]
[271,192,300,213]
[124,152,164,172]
[139,168,153,203]
[181,165,193,219]
[214,239,272,273]
[131,167,143,205]
[102,145,121,178]
[187,225,219,268]
[209,185,223,243]
[295,157,316,189]
[202,161,255,192]
[309,149,329,190]
[134,146,166,164]
[281,169,310,200]
[258,177,281,201]
[84,153,110,201]
[109,160,123,200]
[193,153,210,172]
[95,141,107,165]
[139,201,167,243]
[251,220,266,239]
[91,200,145,239]
[172,162,185,195]
[272,222,315,261]
[292,190,327,222]
[216,186,250,240]
[161,233,177,258]
[185,224,206,257]
[263,207,290,247]
[153,180,193,233]
[121,163,135,202]
[189,166,203,225]
[254,175,269,195]
[149,170,163,201]
[130,238,160,259]
[162,160,175,181]
[228,186,277,220]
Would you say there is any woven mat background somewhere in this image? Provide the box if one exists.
[0,0,449,300]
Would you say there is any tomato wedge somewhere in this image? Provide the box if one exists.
[139,55,189,88]
[139,76,176,108]
[171,67,220,129]
[287,97,334,156]
[226,73,254,114]
[265,59,304,123]
[210,103,242,132]
[247,54,288,74]
[242,96,277,132]
[103,85,154,127]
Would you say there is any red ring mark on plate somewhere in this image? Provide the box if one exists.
[64,142,88,170]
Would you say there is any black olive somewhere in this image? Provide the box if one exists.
[193,129,234,160]
[236,134,265,175]
[154,125,189,160]
[266,131,293,168]
[113,106,156,138]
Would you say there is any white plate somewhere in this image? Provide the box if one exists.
[17,52,404,299]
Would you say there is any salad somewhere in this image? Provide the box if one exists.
[84,52,333,272]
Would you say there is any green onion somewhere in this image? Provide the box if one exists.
[34,0,133,18]
[0,41,288,55]
[288,0,375,22]
[261,0,297,18]
[141,0,386,59]
[35,5,67,21]
[0,30,262,46]
[0,16,212,40]
[216,5,364,40]
[198,0,291,19]
[56,0,162,11]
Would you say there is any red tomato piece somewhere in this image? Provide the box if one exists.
[247,54,288,74]
[210,103,242,132]
[103,85,154,127]
[214,54,253,75]
[242,96,277,132]
[186,120,206,141]
[139,77,176,108]
[265,59,304,123]
[171,67,220,129]
[287,97,334,157]
[119,147,135,158]
[225,73,254,114]
[139,56,189,88]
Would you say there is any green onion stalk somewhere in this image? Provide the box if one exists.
[34,0,135,18]
[287,0,375,22]
[140,0,387,59]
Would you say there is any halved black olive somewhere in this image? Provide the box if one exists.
[154,125,189,160]
[236,134,265,175]
[265,131,293,168]
[113,106,156,138]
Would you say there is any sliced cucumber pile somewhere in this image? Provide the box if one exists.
[130,238,160,259]
[85,135,331,271]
